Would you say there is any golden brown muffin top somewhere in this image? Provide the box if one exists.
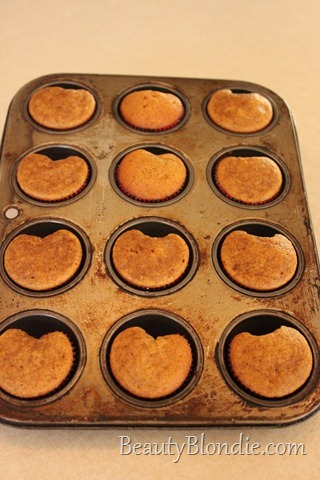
[4,229,83,291]
[119,89,184,130]
[28,86,96,130]
[229,326,313,398]
[117,149,187,201]
[112,229,190,289]
[220,230,297,291]
[0,329,74,398]
[207,89,273,133]
[214,156,283,204]
[109,326,192,399]
[17,152,89,202]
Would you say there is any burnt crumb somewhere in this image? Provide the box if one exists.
[303,217,311,232]
[95,269,108,281]
[200,250,209,264]
[231,295,242,302]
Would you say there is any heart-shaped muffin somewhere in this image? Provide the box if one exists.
[4,229,83,291]
[116,149,187,201]
[220,230,297,291]
[17,152,89,202]
[109,326,192,399]
[119,89,184,131]
[207,89,273,133]
[0,329,74,398]
[214,156,283,204]
[111,229,190,289]
[229,326,313,398]
[28,86,96,130]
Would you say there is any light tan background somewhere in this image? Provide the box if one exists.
[0,1,319,478]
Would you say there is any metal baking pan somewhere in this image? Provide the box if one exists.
[0,73,319,427]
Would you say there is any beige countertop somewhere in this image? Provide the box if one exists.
[0,1,319,478]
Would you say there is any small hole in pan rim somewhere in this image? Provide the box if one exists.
[216,310,320,408]
[212,219,305,298]
[206,145,290,209]
[113,82,190,134]
[12,144,96,207]
[0,309,86,407]
[23,80,101,134]
[0,218,92,297]
[100,308,204,408]
[109,143,194,207]
[202,86,279,136]
[104,216,200,297]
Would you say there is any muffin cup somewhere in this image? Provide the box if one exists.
[0,218,92,297]
[202,86,278,136]
[212,220,304,297]
[113,83,190,134]
[104,216,199,296]
[217,310,319,407]
[100,309,203,408]
[25,81,100,133]
[12,145,96,207]
[213,162,282,205]
[207,146,290,209]
[110,144,194,207]
[0,309,85,406]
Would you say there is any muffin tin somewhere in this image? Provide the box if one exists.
[0,73,319,427]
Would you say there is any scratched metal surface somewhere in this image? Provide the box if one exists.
[0,74,319,427]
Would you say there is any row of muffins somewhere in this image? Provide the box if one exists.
[2,219,299,295]
[15,148,284,207]
[0,303,314,405]
[0,310,314,404]
[27,83,274,134]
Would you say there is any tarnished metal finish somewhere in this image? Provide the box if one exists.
[0,74,319,427]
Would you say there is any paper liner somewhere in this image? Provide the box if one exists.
[20,169,91,204]
[113,256,191,292]
[120,109,185,133]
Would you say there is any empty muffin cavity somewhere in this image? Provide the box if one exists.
[100,309,203,408]
[110,144,194,206]
[104,217,199,296]
[217,311,318,407]
[212,220,304,297]
[25,81,100,132]
[12,145,96,206]
[0,218,92,297]
[113,83,190,133]
[207,147,289,208]
[0,309,85,406]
